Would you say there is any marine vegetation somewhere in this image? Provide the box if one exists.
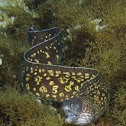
[0,34,29,88]
[0,87,65,126]
[0,0,126,126]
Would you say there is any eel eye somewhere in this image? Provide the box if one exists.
[70,104,74,109]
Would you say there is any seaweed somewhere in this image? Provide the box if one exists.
[106,81,126,126]
[0,34,29,88]
[0,87,65,126]
[24,0,47,9]
[0,0,34,41]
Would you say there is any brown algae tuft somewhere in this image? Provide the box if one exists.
[0,87,65,126]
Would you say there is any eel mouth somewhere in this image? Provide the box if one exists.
[65,112,94,125]
[65,113,79,124]
[67,113,78,119]
[63,106,93,125]
[63,109,79,124]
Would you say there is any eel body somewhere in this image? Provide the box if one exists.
[22,27,109,125]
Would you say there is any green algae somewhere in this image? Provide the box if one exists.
[0,0,34,41]
[0,0,126,125]
[106,81,126,126]
[0,87,65,126]
[0,34,29,88]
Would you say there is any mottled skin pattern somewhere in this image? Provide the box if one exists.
[62,80,109,125]
[22,27,109,125]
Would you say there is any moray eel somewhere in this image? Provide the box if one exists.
[22,27,109,125]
